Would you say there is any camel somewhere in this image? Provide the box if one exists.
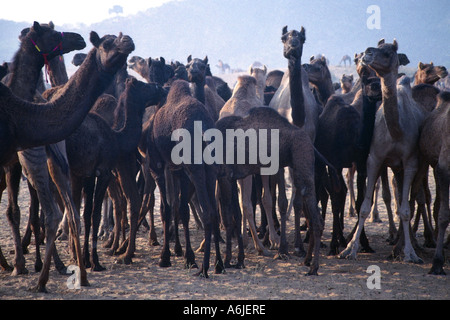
[340,74,354,94]
[339,54,351,67]
[339,39,424,263]
[417,91,450,274]
[65,77,164,270]
[268,26,322,248]
[218,74,280,254]
[216,59,230,74]
[1,22,86,291]
[128,56,174,86]
[304,55,335,106]
[414,62,448,86]
[314,73,381,255]
[264,69,284,105]
[215,106,324,275]
[1,26,134,292]
[146,79,224,278]
[186,55,225,121]
[249,65,267,104]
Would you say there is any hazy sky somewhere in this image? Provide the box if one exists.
[0,0,174,26]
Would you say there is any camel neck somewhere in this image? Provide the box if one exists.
[48,57,69,87]
[381,71,403,140]
[314,78,334,105]
[288,57,305,127]
[113,89,146,154]
[357,94,378,153]
[191,80,206,104]
[7,43,44,101]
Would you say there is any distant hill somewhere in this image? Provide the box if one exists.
[1,0,448,77]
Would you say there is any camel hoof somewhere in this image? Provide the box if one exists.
[159,259,171,268]
[11,266,28,276]
[30,285,48,293]
[92,264,106,272]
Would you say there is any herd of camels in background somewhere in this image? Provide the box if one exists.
[0,20,449,294]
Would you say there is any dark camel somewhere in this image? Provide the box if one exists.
[304,55,335,106]
[145,79,224,278]
[65,77,164,270]
[417,91,450,274]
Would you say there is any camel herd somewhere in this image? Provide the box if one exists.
[0,21,449,293]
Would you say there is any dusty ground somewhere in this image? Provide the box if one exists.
[0,167,448,301]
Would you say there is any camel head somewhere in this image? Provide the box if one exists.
[186,55,208,83]
[281,26,305,60]
[21,21,86,64]
[361,74,382,103]
[171,61,189,81]
[90,31,135,74]
[148,57,173,86]
[340,74,354,92]
[303,55,330,86]
[72,53,87,66]
[416,62,448,85]
[0,62,8,81]
[361,39,409,77]
[123,77,167,109]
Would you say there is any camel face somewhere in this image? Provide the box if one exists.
[303,57,327,84]
[362,39,409,76]
[72,53,87,66]
[186,56,208,83]
[281,26,305,60]
[416,62,448,85]
[26,21,86,61]
[90,32,135,74]
[362,76,382,102]
[340,74,354,92]
[125,77,167,108]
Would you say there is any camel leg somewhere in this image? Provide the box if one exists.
[82,176,95,269]
[24,183,43,272]
[346,164,357,217]
[261,175,280,249]
[429,165,449,275]
[46,142,88,286]
[115,155,142,265]
[380,168,397,243]
[238,176,270,256]
[396,161,423,263]
[4,162,27,275]
[340,154,382,260]
[369,178,382,222]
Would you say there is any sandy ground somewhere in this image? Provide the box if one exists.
[0,167,448,301]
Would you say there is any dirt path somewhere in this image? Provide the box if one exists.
[0,169,448,301]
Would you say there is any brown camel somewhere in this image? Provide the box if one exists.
[304,55,335,106]
[249,65,267,104]
[215,106,324,275]
[415,62,448,86]
[186,55,225,121]
[218,74,280,255]
[339,39,424,263]
[417,91,450,274]
[1,22,86,293]
[264,69,284,105]
[339,54,352,67]
[65,77,164,270]
[340,74,354,94]
[145,79,224,278]
[128,55,174,86]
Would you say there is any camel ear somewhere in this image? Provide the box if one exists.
[392,39,398,51]
[377,38,385,46]
[204,56,208,64]
[147,58,152,67]
[282,26,288,35]
[300,26,305,37]
[321,56,327,64]
[349,75,353,81]
[263,65,267,74]
[398,53,409,66]
[187,55,192,63]
[310,55,314,62]
[418,62,424,70]
[89,31,101,48]
[430,61,433,66]
[32,21,43,35]
[160,57,165,65]
[48,21,55,29]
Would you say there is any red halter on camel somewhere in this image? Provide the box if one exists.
[30,32,64,83]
